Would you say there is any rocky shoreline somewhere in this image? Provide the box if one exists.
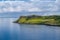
[14,21,60,27]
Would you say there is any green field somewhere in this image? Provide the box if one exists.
[14,15,60,26]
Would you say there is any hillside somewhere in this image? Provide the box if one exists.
[14,15,60,26]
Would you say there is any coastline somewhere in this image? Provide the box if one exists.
[14,15,60,27]
[13,22,60,27]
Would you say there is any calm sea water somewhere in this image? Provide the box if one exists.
[0,18,60,40]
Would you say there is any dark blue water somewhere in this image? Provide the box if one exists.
[0,18,60,40]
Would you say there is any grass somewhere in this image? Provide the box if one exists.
[14,15,60,26]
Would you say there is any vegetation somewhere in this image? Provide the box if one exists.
[14,15,60,26]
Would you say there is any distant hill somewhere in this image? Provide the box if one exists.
[0,12,60,18]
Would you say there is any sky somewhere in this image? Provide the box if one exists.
[0,0,60,14]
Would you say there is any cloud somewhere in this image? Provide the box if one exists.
[0,1,42,13]
[0,0,59,13]
[27,7,42,12]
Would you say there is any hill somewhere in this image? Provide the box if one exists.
[14,15,60,26]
